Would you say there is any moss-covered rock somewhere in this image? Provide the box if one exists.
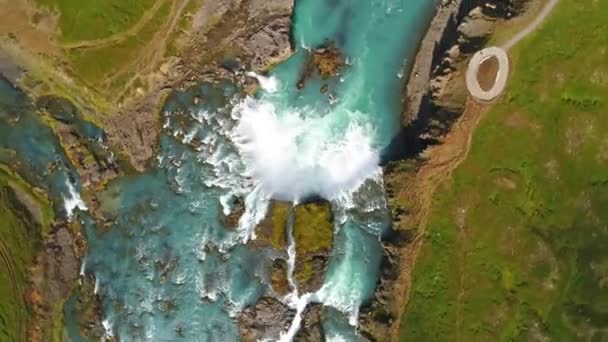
[254,201,291,250]
[293,201,333,293]
[253,200,334,294]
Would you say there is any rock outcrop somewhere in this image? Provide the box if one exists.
[297,42,343,90]
[294,304,326,342]
[252,200,334,293]
[27,225,83,341]
[253,200,291,250]
[104,0,295,172]
[221,197,245,230]
[238,296,295,341]
[72,275,105,340]
[293,201,333,294]
[270,258,291,296]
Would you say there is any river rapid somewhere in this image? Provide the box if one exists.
[0,0,436,340]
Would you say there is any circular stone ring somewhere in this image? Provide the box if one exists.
[466,46,509,102]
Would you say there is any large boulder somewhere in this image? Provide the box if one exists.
[294,304,325,342]
[254,200,291,250]
[270,258,291,296]
[238,296,295,341]
[293,201,333,293]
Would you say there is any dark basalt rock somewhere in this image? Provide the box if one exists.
[74,275,105,340]
[271,258,292,296]
[294,304,325,342]
[36,95,78,123]
[238,296,295,342]
[221,197,245,230]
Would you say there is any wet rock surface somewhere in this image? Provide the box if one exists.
[253,200,291,250]
[294,304,326,342]
[55,121,120,189]
[221,197,245,229]
[297,42,342,89]
[312,44,343,79]
[35,96,121,193]
[73,275,105,340]
[238,296,295,341]
[270,258,291,296]
[37,95,78,122]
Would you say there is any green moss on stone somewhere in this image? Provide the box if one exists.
[255,201,291,251]
[293,202,333,290]
[293,202,333,255]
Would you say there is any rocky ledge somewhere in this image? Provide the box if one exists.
[104,0,295,172]
[248,199,334,294]
[238,296,295,341]
[292,201,333,294]
[362,0,533,340]
[297,41,343,90]
[239,200,334,340]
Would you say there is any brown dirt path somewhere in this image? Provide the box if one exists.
[103,0,191,94]
[392,2,563,337]
[502,0,560,50]
[389,99,490,341]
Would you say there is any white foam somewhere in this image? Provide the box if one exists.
[101,319,114,341]
[326,334,349,342]
[63,179,88,220]
[285,209,298,293]
[93,276,100,295]
[79,258,86,277]
[231,97,380,203]
[278,293,315,342]
[246,72,279,93]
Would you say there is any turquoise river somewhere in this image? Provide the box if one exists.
[0,0,436,340]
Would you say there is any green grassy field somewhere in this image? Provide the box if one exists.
[400,0,608,340]
[67,0,172,85]
[0,168,52,341]
[35,0,158,42]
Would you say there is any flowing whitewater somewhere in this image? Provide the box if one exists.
[75,0,436,340]
[0,0,442,341]
[232,95,379,202]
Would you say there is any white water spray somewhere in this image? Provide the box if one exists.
[231,97,380,202]
[63,179,87,220]
[246,72,279,93]
[285,208,298,293]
